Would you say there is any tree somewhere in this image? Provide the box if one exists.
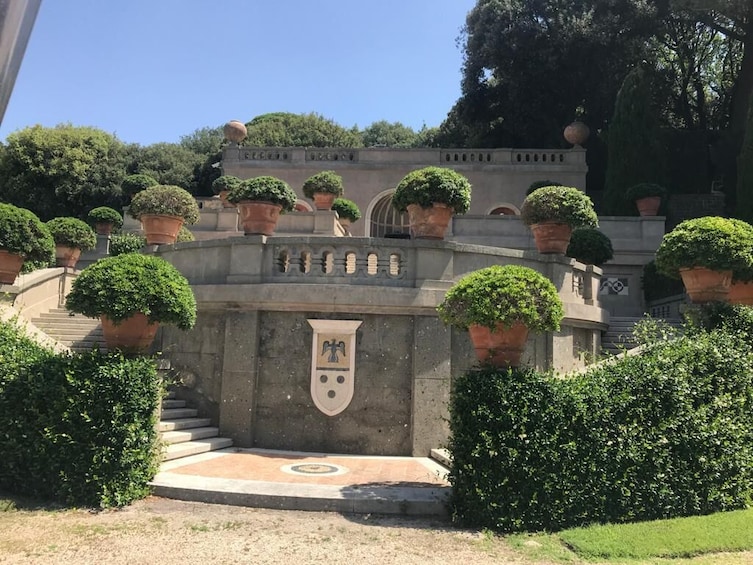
[361,120,418,147]
[127,143,204,193]
[603,67,666,215]
[179,125,225,155]
[736,91,753,222]
[244,112,363,147]
[0,124,127,220]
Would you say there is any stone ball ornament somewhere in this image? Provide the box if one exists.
[564,121,590,147]
[224,120,247,144]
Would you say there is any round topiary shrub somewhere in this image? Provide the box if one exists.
[392,166,472,214]
[227,176,298,212]
[655,216,753,279]
[176,225,195,243]
[0,203,55,263]
[211,175,243,195]
[65,253,196,329]
[625,182,668,201]
[128,185,200,225]
[87,206,123,230]
[109,233,146,256]
[437,265,564,332]
[566,228,614,266]
[521,185,598,228]
[45,217,97,251]
[332,198,361,222]
[526,180,563,196]
[302,170,344,199]
[121,174,158,201]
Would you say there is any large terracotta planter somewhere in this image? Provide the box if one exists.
[100,313,159,351]
[313,192,336,211]
[237,201,283,235]
[140,214,184,245]
[530,222,572,254]
[728,280,753,305]
[55,245,81,268]
[0,249,24,285]
[679,266,731,303]
[407,203,453,240]
[635,196,661,216]
[468,321,529,368]
[95,222,114,236]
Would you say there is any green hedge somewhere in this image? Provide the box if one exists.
[0,320,161,507]
[449,308,753,531]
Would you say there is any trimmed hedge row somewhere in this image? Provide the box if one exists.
[449,306,753,532]
[0,320,161,507]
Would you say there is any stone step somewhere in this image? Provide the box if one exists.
[162,399,186,409]
[165,390,177,400]
[163,437,233,461]
[158,417,212,432]
[161,407,199,420]
[32,320,102,332]
[161,427,221,445]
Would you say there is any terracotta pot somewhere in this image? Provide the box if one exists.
[100,313,159,351]
[140,214,184,245]
[728,280,753,305]
[635,196,661,216]
[95,222,114,236]
[339,218,351,233]
[530,222,572,254]
[679,267,731,303]
[313,192,336,210]
[237,201,283,236]
[0,249,24,285]
[407,203,453,240]
[468,322,529,368]
[55,245,81,268]
[218,190,235,208]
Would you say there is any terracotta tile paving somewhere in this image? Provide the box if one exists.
[169,451,449,486]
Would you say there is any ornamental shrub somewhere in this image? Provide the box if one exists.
[0,319,161,507]
[331,198,361,222]
[641,260,685,302]
[226,175,298,212]
[128,185,200,225]
[176,225,195,243]
[302,170,344,198]
[211,175,242,195]
[45,217,97,251]
[521,185,598,228]
[121,173,158,201]
[87,206,123,229]
[66,253,196,329]
[437,265,563,332]
[566,228,613,266]
[0,203,55,263]
[392,166,472,214]
[655,216,753,279]
[526,180,563,196]
[109,233,146,256]
[625,182,668,201]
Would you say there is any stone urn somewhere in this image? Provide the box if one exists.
[224,120,247,145]
[564,121,590,146]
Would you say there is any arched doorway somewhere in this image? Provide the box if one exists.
[367,190,410,238]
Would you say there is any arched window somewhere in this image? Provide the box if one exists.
[368,191,410,238]
[487,203,521,216]
[294,200,313,212]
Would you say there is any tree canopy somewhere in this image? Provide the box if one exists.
[244,112,363,148]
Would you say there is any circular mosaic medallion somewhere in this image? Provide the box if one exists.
[281,462,349,477]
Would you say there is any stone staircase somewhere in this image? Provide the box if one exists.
[31,308,106,352]
[602,315,683,356]
[160,391,233,461]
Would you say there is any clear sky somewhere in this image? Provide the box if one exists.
[0,0,477,146]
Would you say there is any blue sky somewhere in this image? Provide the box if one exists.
[0,0,477,146]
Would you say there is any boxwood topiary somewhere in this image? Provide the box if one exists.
[65,253,196,329]
[176,225,194,243]
[655,216,753,279]
[521,185,598,228]
[332,198,361,222]
[0,203,55,263]
[87,206,123,229]
[392,166,472,214]
[302,170,344,198]
[625,182,668,201]
[46,217,97,251]
[109,233,146,256]
[211,175,243,195]
[526,180,563,196]
[128,185,200,225]
[566,228,613,266]
[227,175,298,212]
[437,265,564,332]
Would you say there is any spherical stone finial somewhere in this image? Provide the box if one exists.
[224,120,247,144]
[564,121,590,146]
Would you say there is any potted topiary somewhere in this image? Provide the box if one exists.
[566,228,614,266]
[331,197,361,233]
[437,264,564,368]
[302,170,344,210]
[625,182,667,216]
[521,185,598,253]
[212,175,243,208]
[65,253,196,351]
[87,206,123,236]
[121,173,158,204]
[45,217,97,268]
[655,216,753,303]
[227,175,298,236]
[128,185,200,245]
[109,233,146,256]
[0,203,55,284]
[391,166,472,239]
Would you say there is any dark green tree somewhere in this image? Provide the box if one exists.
[361,120,418,147]
[736,91,753,222]
[127,143,204,193]
[244,112,363,147]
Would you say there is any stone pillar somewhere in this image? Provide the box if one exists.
[410,315,452,456]
[219,310,260,446]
